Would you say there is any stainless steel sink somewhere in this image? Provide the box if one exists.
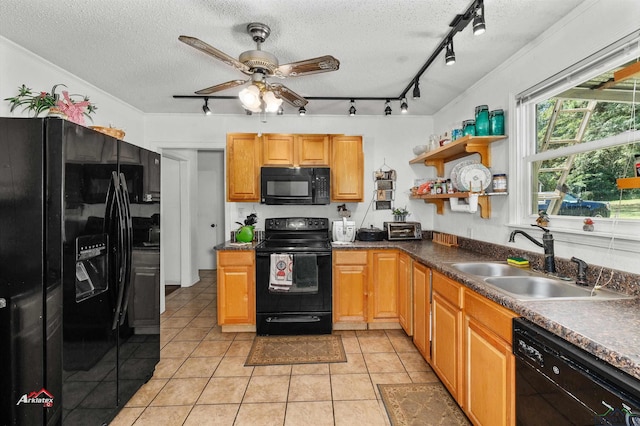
[484,276,632,301]
[451,262,532,277]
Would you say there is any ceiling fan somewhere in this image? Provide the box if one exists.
[179,22,340,111]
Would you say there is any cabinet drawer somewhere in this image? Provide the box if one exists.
[218,251,254,266]
[334,250,368,265]
[432,272,462,307]
[464,289,517,344]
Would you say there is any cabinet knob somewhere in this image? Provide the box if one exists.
[210,224,217,228]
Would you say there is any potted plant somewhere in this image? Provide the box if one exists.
[4,84,97,125]
[392,206,409,222]
[235,213,258,243]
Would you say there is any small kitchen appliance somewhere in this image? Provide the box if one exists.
[383,221,423,241]
[332,218,356,243]
[260,167,330,205]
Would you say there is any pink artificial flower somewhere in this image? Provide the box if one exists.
[56,91,90,125]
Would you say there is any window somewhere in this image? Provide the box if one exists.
[514,32,640,248]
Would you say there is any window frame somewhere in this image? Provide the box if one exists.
[510,31,640,253]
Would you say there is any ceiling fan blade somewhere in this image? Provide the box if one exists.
[274,55,340,78]
[179,35,251,75]
[269,83,308,107]
[195,79,248,95]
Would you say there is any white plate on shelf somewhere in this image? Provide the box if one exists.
[450,160,478,190]
[456,163,492,192]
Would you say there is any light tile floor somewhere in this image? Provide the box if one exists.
[111,271,442,425]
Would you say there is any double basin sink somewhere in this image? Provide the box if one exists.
[450,262,632,301]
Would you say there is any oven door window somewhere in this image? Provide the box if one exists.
[269,253,318,294]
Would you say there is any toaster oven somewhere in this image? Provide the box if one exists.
[383,222,422,240]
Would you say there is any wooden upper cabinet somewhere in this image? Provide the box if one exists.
[262,134,296,166]
[262,134,330,166]
[331,135,364,201]
[227,133,262,202]
[297,134,330,166]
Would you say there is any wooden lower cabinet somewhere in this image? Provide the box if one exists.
[217,251,255,327]
[412,261,430,360]
[397,252,412,335]
[333,250,368,327]
[464,290,516,426]
[369,250,399,323]
[431,272,463,401]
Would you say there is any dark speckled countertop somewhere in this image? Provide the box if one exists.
[215,239,640,381]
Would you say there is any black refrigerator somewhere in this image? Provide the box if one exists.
[0,118,161,425]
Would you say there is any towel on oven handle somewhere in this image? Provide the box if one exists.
[293,254,318,288]
[269,253,293,291]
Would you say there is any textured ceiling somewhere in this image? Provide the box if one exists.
[0,0,586,116]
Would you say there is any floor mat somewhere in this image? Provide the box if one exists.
[378,383,471,426]
[245,334,347,366]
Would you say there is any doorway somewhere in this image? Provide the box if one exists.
[197,151,225,270]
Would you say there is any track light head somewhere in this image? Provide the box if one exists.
[349,99,356,116]
[298,106,306,116]
[384,100,392,116]
[277,106,284,115]
[473,3,486,35]
[400,98,408,114]
[445,39,456,66]
[412,81,421,99]
[202,97,212,115]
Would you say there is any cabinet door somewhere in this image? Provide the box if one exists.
[464,290,516,425]
[369,250,399,322]
[217,251,255,325]
[465,316,515,426]
[397,252,412,335]
[333,251,368,325]
[227,133,261,202]
[412,261,430,360]
[262,134,295,166]
[296,134,330,166]
[331,136,364,201]
[432,273,462,401]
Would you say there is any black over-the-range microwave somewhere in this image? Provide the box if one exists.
[260,167,330,205]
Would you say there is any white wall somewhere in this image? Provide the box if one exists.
[432,0,640,273]
[162,156,182,284]
[144,114,435,240]
[0,36,146,147]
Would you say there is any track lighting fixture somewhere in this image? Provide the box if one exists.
[473,1,486,36]
[349,99,356,116]
[400,97,408,113]
[202,97,211,115]
[445,39,456,66]
[298,106,306,116]
[277,106,284,115]
[412,81,420,99]
[384,100,392,116]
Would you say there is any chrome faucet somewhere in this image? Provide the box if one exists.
[509,225,556,274]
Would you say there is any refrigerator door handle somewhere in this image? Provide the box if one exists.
[117,173,133,326]
[111,172,128,331]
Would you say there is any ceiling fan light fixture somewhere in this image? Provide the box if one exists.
[202,97,212,115]
[384,100,392,116]
[445,39,456,66]
[473,2,486,36]
[239,84,262,110]
[263,90,283,112]
[400,97,408,113]
[298,106,306,116]
[349,99,356,116]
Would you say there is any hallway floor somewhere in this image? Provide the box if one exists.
[110,271,442,425]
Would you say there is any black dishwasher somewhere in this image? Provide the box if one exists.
[513,318,640,425]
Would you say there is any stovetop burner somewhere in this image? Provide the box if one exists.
[256,217,331,253]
